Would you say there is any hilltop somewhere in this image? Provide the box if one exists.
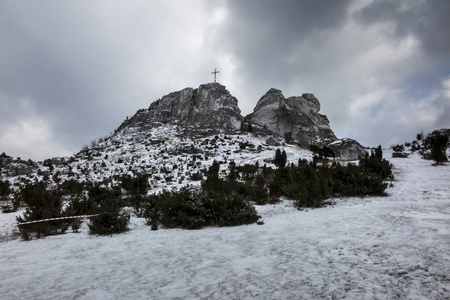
[0,83,366,188]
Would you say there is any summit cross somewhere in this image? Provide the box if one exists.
[211,68,220,82]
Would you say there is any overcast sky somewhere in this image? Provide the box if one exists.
[1,0,449,160]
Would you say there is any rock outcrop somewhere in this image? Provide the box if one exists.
[117,84,366,160]
[243,88,337,147]
[0,153,37,177]
[243,88,366,160]
[117,83,242,135]
[326,138,367,161]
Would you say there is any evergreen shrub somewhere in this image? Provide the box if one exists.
[120,174,150,216]
[16,182,70,240]
[143,186,260,230]
[88,198,129,235]
[87,185,129,235]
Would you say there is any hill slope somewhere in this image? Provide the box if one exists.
[1,150,449,299]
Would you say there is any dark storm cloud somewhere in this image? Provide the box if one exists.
[356,1,450,58]
[355,0,450,90]
[0,2,133,152]
[224,0,352,87]
[224,0,450,86]
[353,0,450,143]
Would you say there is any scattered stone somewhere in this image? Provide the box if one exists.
[392,152,409,158]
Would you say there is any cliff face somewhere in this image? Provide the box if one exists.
[116,83,243,135]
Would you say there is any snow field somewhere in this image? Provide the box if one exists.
[0,151,449,299]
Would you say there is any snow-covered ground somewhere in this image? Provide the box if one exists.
[0,151,449,299]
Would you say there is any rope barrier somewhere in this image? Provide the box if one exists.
[11,213,103,226]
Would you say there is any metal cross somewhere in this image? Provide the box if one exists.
[211,68,220,82]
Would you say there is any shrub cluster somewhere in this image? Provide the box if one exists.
[426,134,449,165]
[271,146,392,208]
[15,181,130,239]
[144,189,259,230]
[211,146,393,209]
[0,180,21,213]
[143,146,393,229]
[87,200,129,235]
[119,174,149,216]
[11,145,394,238]
[309,145,335,159]
[269,160,330,208]
[410,130,449,165]
[16,182,70,240]
[202,161,271,205]
[143,161,261,230]
[0,180,11,200]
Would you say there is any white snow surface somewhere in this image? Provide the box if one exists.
[1,151,449,299]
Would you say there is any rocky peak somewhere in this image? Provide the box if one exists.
[243,88,366,160]
[117,83,243,135]
[285,93,320,113]
[245,89,337,147]
[253,88,284,112]
[116,84,366,160]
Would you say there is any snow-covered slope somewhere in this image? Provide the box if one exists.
[2,125,313,192]
[1,151,449,299]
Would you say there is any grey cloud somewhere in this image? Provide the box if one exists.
[0,0,449,159]
[219,0,356,118]
[224,0,352,83]
[1,3,127,148]
[355,0,450,67]
[0,2,173,155]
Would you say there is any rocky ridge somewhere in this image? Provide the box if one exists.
[119,83,366,160]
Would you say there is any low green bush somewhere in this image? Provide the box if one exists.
[144,188,259,230]
[87,185,129,235]
[88,209,130,235]
[16,182,70,240]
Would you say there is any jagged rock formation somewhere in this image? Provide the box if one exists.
[242,88,366,160]
[243,88,337,147]
[116,83,366,160]
[116,83,242,136]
